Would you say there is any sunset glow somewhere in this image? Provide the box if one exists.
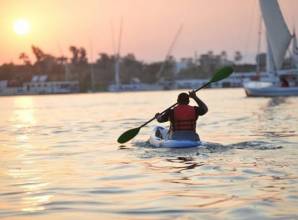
[13,19,30,36]
[0,0,297,64]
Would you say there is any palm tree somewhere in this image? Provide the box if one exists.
[19,52,31,65]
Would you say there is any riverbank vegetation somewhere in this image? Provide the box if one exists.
[0,45,283,92]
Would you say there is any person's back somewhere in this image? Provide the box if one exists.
[155,91,208,141]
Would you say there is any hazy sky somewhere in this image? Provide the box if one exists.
[0,0,297,64]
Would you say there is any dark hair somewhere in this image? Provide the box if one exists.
[177,93,189,104]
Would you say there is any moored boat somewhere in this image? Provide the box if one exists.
[243,0,298,97]
[244,81,298,97]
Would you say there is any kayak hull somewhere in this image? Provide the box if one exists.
[149,126,201,148]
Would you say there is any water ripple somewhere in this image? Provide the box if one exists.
[0,90,297,220]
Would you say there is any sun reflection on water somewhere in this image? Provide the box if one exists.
[6,97,54,213]
[7,160,53,213]
[0,91,297,219]
[12,96,36,127]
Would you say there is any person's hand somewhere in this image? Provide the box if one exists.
[155,113,161,120]
[188,90,197,99]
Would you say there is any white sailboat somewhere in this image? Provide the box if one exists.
[244,0,298,97]
[292,31,298,68]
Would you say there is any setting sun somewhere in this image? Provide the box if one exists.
[13,19,30,36]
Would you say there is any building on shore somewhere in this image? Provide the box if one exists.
[0,75,79,96]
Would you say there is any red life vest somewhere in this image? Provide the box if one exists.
[172,105,197,131]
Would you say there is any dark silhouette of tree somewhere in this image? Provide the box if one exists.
[199,52,218,75]
[56,56,68,64]
[19,53,31,66]
[161,55,176,81]
[69,46,80,64]
[29,45,65,81]
[69,46,88,65]
[69,46,90,91]
[31,45,46,62]
[0,46,263,92]
[178,65,205,79]
[234,51,243,63]
[256,53,266,71]
[94,53,116,87]
[120,53,143,83]
[96,53,112,68]
[142,62,162,83]
[79,47,88,64]
[0,63,15,80]
[31,45,56,75]
[220,50,228,63]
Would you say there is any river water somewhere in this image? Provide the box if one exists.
[0,88,297,220]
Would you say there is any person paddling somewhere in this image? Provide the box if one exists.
[155,91,208,141]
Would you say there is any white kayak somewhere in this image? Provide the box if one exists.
[149,126,202,148]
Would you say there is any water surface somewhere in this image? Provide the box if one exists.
[0,89,297,219]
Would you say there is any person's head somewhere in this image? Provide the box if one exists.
[177,92,189,105]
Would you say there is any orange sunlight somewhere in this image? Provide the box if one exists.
[0,0,297,64]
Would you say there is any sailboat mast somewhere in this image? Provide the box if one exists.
[156,24,183,79]
[115,18,123,89]
[89,39,95,91]
[256,16,262,76]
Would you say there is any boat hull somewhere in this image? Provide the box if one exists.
[244,81,298,97]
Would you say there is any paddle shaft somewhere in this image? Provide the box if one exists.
[117,66,233,143]
[139,81,212,128]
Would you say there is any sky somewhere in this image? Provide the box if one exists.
[0,0,297,65]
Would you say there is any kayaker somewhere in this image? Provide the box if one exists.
[155,91,208,141]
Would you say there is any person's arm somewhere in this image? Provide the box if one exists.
[189,90,208,115]
[155,109,170,123]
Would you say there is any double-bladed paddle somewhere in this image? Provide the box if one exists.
[117,66,234,144]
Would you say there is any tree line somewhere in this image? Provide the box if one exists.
[0,45,258,91]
